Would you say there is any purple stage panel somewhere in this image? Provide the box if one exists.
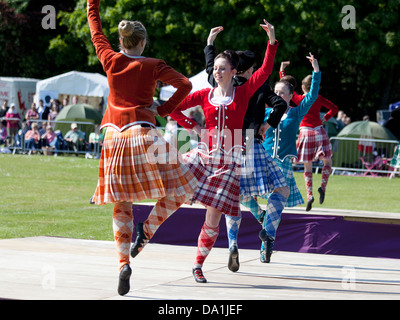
[275,214,400,259]
[132,204,235,249]
[132,204,400,259]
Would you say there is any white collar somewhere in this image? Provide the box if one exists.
[120,51,145,59]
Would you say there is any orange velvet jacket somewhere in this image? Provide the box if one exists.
[87,0,192,131]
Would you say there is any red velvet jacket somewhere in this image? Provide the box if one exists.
[279,70,338,128]
[171,41,279,153]
[87,0,192,131]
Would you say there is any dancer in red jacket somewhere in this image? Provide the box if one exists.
[170,20,278,283]
[131,20,279,283]
[280,61,338,211]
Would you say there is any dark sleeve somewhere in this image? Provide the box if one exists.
[204,45,217,87]
[263,84,287,128]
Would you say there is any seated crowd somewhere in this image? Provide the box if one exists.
[19,121,103,157]
[0,99,103,157]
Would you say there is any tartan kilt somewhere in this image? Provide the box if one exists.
[296,126,333,163]
[240,140,287,197]
[182,145,241,217]
[92,126,198,205]
[273,157,304,207]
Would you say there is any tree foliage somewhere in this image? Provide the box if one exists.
[1,0,400,120]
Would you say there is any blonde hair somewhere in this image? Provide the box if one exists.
[118,20,147,50]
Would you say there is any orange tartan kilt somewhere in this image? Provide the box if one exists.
[92,125,198,205]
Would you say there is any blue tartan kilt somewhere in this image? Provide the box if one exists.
[261,156,304,207]
[240,139,287,197]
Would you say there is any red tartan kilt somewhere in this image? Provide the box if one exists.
[296,126,333,163]
[182,146,241,217]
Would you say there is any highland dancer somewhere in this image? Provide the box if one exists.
[204,26,289,271]
[88,0,197,295]
[260,54,321,262]
[133,19,279,283]
[279,62,338,210]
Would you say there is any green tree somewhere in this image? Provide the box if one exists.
[2,0,399,121]
[0,0,96,78]
[55,0,400,119]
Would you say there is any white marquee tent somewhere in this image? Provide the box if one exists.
[35,71,109,107]
[160,69,212,101]
[0,77,39,116]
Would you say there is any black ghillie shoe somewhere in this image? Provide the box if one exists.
[192,267,207,283]
[118,264,132,296]
[258,210,266,225]
[318,187,325,204]
[130,223,148,258]
[259,229,274,263]
[306,196,314,212]
[228,245,240,272]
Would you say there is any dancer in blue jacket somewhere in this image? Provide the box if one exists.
[260,53,321,262]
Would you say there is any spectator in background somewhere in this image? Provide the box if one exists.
[72,95,79,105]
[343,116,351,125]
[163,116,178,147]
[336,110,346,130]
[189,107,205,127]
[52,99,61,110]
[86,125,104,158]
[0,122,7,146]
[37,99,50,121]
[0,100,9,126]
[38,121,49,136]
[41,125,59,155]
[24,122,41,153]
[5,103,21,146]
[48,103,59,128]
[64,122,85,153]
[14,120,28,149]
[25,103,39,128]
[384,107,400,140]
[62,97,69,110]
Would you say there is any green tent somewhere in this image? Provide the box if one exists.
[337,120,397,140]
[54,104,103,139]
[332,121,398,168]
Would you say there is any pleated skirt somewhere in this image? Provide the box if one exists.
[240,139,287,197]
[182,145,242,217]
[92,126,198,205]
[263,157,304,207]
[296,126,332,163]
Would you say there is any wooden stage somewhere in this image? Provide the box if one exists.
[0,235,399,301]
[1,204,399,301]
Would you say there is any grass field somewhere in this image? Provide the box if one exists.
[1,154,399,241]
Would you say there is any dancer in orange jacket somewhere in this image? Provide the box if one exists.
[88,0,198,295]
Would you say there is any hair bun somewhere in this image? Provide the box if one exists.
[118,20,135,37]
